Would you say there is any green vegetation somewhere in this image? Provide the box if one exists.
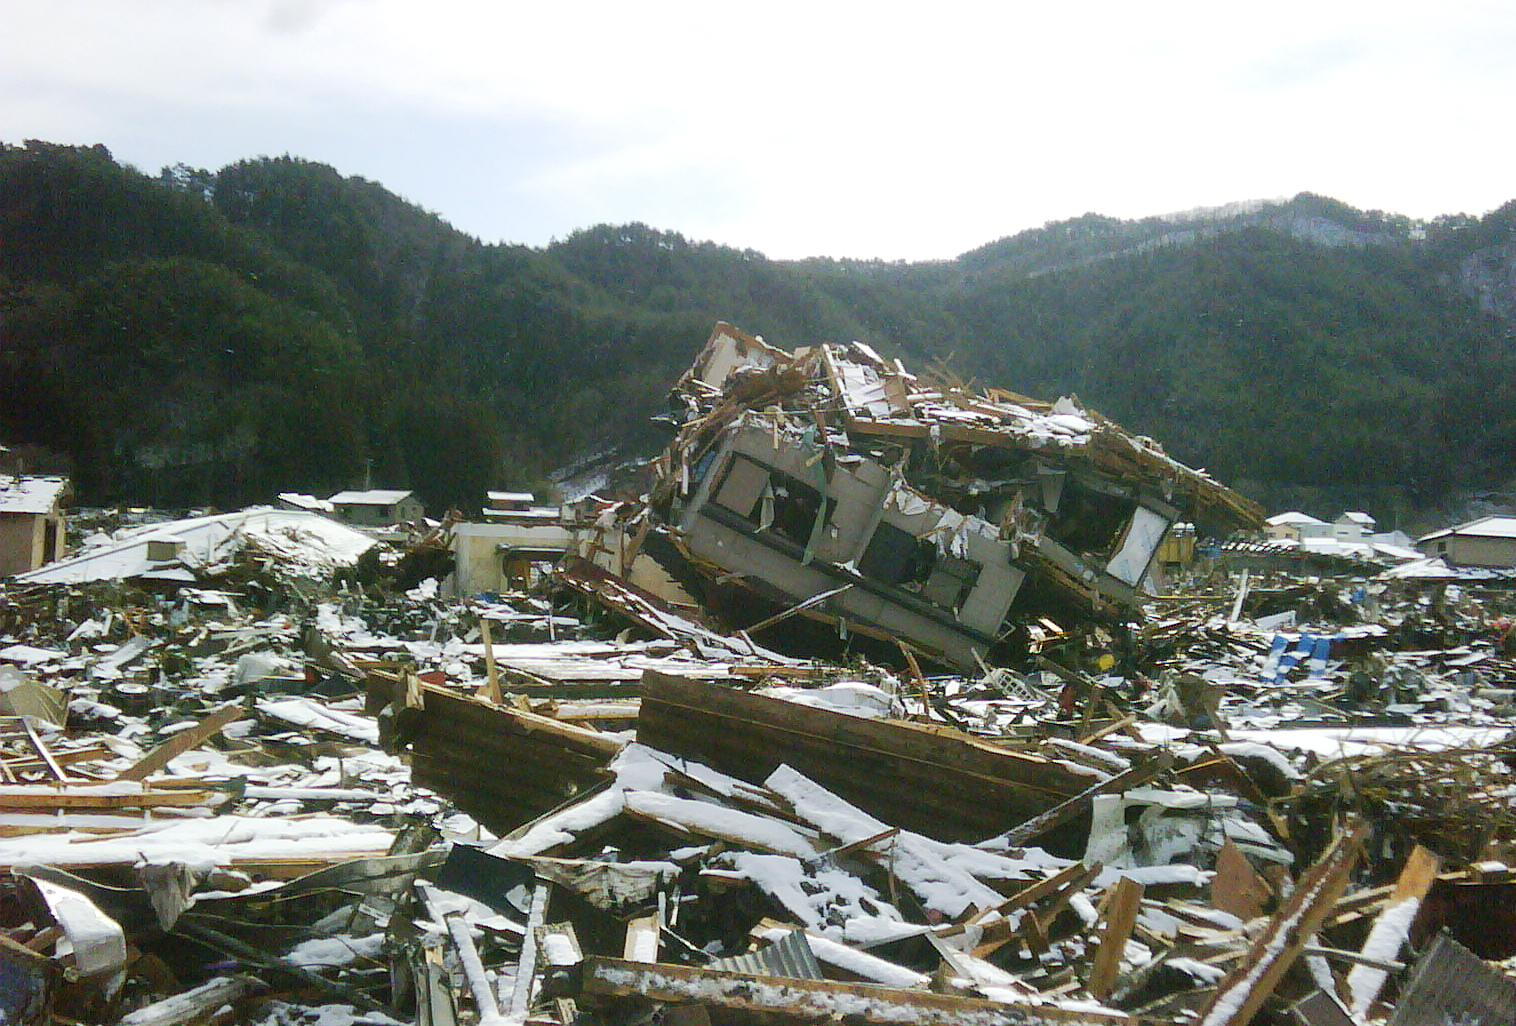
[3,139,1515,520]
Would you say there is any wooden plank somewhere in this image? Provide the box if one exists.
[1088,877,1144,999]
[21,718,67,781]
[635,719,1059,841]
[1344,844,1439,1017]
[18,853,390,879]
[0,786,216,809]
[968,861,1104,956]
[639,666,1091,794]
[1193,823,1368,1026]
[4,745,114,772]
[991,751,1175,848]
[117,975,263,1026]
[417,684,622,757]
[510,880,551,1016]
[978,861,1104,922]
[476,617,503,705]
[744,584,853,635]
[1211,840,1270,922]
[117,703,245,781]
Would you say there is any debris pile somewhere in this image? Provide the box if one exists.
[0,327,1513,1025]
[630,323,1264,672]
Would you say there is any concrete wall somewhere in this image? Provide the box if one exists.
[674,422,1026,668]
[452,521,574,596]
[1430,534,1516,568]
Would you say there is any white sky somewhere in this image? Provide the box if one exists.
[3,0,1513,261]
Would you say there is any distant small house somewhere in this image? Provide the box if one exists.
[1334,511,1377,542]
[327,489,425,527]
[1418,517,1516,568]
[1264,511,1326,543]
[485,491,535,514]
[483,492,559,526]
[277,492,335,514]
[0,475,70,576]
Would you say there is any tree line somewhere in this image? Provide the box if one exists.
[3,139,1514,523]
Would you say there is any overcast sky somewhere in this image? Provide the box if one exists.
[4,0,1513,261]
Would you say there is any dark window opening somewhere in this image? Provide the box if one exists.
[921,554,982,613]
[765,470,834,548]
[859,521,936,586]
[1043,480,1135,555]
[860,521,983,614]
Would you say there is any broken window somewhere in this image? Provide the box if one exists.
[919,554,982,613]
[859,522,982,614]
[765,470,833,548]
[858,521,935,587]
[710,455,834,550]
[1044,479,1136,555]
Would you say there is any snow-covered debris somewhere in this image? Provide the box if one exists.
[19,507,376,584]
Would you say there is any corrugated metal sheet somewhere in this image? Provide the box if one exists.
[709,928,821,980]
[1388,933,1516,1026]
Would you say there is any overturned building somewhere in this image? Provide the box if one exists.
[640,323,1263,670]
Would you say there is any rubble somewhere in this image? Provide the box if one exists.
[634,323,1264,671]
[0,328,1513,1025]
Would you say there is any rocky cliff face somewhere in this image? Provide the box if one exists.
[1457,243,1516,323]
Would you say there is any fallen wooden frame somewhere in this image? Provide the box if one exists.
[638,671,1099,845]
[580,956,1131,1026]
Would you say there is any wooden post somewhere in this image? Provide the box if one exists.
[476,616,502,705]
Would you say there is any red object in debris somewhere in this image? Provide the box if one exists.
[418,670,448,687]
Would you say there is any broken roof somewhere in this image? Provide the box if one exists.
[665,323,1263,530]
[276,491,334,513]
[17,507,376,585]
[0,474,69,516]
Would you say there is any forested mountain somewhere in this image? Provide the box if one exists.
[3,139,1515,524]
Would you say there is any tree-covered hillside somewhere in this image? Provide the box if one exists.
[3,139,1515,523]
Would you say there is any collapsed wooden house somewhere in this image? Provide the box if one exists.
[638,324,1263,670]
